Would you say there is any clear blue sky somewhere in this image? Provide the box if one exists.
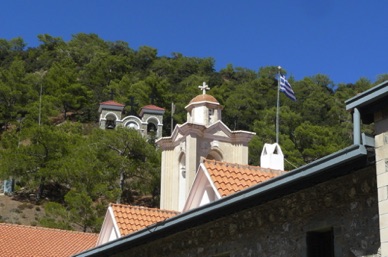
[2,0,387,85]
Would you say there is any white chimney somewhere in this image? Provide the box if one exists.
[260,143,284,170]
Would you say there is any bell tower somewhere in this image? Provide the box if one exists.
[185,82,222,126]
[139,105,165,139]
[98,100,125,129]
[99,100,165,140]
[157,82,255,211]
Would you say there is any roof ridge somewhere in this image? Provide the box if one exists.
[203,159,285,173]
[100,100,125,106]
[141,104,165,110]
[0,222,98,235]
[204,159,259,170]
[110,203,179,214]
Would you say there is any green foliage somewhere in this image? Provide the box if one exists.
[294,122,342,162]
[40,191,104,232]
[64,190,100,232]
[96,128,161,203]
[39,202,72,230]
[0,33,379,231]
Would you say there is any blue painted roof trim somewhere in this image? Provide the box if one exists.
[74,144,371,257]
[345,80,388,111]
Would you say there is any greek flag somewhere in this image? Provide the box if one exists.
[279,75,296,101]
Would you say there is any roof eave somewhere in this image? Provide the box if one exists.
[345,80,388,124]
[345,80,388,110]
[139,106,165,117]
[98,105,124,113]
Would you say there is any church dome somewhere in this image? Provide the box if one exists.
[189,94,219,104]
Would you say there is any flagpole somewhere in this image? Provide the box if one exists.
[276,66,281,144]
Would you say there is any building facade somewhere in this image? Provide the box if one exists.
[95,164,379,257]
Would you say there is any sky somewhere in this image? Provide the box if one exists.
[2,0,388,85]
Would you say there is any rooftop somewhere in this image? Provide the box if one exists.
[0,223,98,257]
[141,104,165,111]
[99,100,125,107]
[203,159,285,197]
[189,94,219,104]
[139,104,165,117]
[111,204,179,236]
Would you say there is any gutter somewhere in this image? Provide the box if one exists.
[74,144,371,257]
[345,81,388,125]
[345,80,388,111]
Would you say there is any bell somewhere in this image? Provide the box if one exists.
[106,120,115,129]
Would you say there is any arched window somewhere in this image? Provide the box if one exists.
[178,153,186,210]
[208,108,214,124]
[126,122,139,130]
[206,149,223,161]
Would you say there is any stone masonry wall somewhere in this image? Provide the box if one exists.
[114,166,380,257]
[376,131,388,256]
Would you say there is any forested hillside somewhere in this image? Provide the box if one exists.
[0,33,385,232]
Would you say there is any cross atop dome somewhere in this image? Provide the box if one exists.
[198,82,210,95]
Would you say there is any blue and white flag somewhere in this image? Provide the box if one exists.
[279,75,296,101]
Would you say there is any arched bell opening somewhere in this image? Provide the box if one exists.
[206,149,223,161]
[105,114,117,129]
[147,123,157,135]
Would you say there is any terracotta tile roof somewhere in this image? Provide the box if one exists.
[141,104,165,111]
[111,204,179,236]
[99,100,125,107]
[189,94,219,104]
[203,159,285,197]
[0,223,98,257]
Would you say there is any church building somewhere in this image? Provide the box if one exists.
[75,80,387,257]
[93,82,285,247]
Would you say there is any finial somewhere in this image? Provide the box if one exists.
[198,82,210,95]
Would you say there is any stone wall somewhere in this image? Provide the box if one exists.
[114,166,380,257]
[376,131,388,256]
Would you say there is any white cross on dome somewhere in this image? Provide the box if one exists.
[198,82,210,95]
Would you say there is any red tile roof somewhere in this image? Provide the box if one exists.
[111,204,179,236]
[141,104,165,111]
[203,159,285,197]
[99,100,125,107]
[0,223,98,257]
